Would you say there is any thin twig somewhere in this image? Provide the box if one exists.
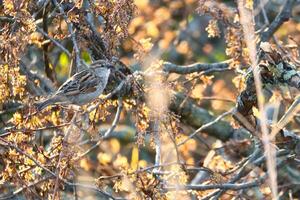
[36,27,71,57]
[0,172,123,200]
[0,112,121,200]
[52,0,81,71]
[196,96,235,103]
[178,108,234,146]
[0,175,53,200]
[1,121,80,137]
[80,98,123,157]
[202,142,262,200]
[270,96,300,139]
[53,111,78,199]
[153,119,161,173]
[164,175,265,191]
[0,138,58,178]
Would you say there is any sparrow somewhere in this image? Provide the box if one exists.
[35,60,112,111]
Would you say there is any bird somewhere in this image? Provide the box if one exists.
[35,60,112,111]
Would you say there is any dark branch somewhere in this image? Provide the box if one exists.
[260,0,295,42]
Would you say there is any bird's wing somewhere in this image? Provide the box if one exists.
[56,69,101,97]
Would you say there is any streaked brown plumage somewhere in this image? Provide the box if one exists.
[35,61,112,111]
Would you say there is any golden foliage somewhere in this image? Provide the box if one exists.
[0,65,27,104]
[206,20,221,38]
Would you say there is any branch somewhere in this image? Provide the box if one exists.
[153,119,161,173]
[19,60,55,94]
[169,92,236,140]
[65,182,125,200]
[201,141,262,199]
[0,137,120,200]
[0,175,53,200]
[164,175,265,191]
[163,59,232,74]
[83,0,108,60]
[52,0,81,73]
[0,16,14,23]
[0,137,58,178]
[104,70,246,141]
[36,27,72,57]
[204,146,294,200]
[80,98,123,157]
[0,174,124,200]
[177,108,234,146]
[42,5,57,83]
[53,112,78,198]
[270,96,300,139]
[260,0,296,42]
